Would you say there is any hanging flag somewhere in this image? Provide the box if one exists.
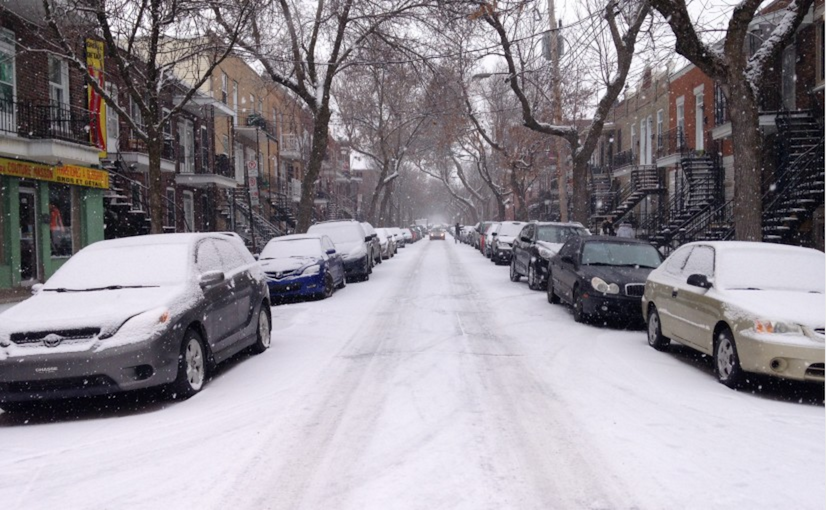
[86,39,107,157]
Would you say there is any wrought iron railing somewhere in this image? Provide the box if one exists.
[656,127,687,159]
[0,97,94,146]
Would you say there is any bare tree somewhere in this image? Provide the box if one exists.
[461,0,651,225]
[649,0,814,240]
[336,46,428,225]
[216,0,431,232]
[10,0,255,233]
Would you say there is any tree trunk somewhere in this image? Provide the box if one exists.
[147,129,165,235]
[570,150,590,226]
[296,108,332,232]
[727,79,763,241]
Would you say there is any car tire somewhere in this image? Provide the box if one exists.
[171,328,207,400]
[527,262,541,290]
[573,286,589,324]
[714,328,744,388]
[250,306,272,354]
[647,306,670,351]
[336,274,347,289]
[546,271,559,304]
[319,273,335,299]
[509,258,521,282]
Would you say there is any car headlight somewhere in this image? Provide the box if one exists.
[98,307,171,343]
[302,264,321,276]
[754,320,802,335]
[538,247,554,260]
[591,277,620,294]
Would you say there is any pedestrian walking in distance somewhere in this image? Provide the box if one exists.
[455,222,461,243]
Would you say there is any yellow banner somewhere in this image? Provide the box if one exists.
[0,158,109,189]
[86,39,107,158]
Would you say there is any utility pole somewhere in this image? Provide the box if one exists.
[548,0,568,222]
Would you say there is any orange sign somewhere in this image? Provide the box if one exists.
[0,157,109,189]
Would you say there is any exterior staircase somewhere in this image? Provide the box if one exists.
[600,165,665,227]
[226,189,282,251]
[762,110,824,246]
[647,152,723,252]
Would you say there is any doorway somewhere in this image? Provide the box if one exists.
[18,187,39,283]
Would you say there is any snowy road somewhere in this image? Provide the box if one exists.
[1,239,823,510]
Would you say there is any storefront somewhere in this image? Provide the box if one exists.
[0,157,106,294]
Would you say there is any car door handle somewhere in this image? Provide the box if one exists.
[672,288,678,298]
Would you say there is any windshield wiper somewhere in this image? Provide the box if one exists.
[45,285,159,292]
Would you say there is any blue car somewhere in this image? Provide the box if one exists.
[259,234,346,301]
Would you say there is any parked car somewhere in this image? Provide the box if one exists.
[481,222,501,257]
[259,234,345,302]
[547,236,662,324]
[0,233,271,411]
[307,220,372,282]
[473,222,491,249]
[390,227,406,249]
[401,228,414,243]
[510,222,591,290]
[489,221,527,264]
[429,227,446,240]
[642,241,825,388]
[375,228,396,258]
[360,222,382,266]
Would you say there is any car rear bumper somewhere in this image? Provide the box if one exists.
[0,329,181,403]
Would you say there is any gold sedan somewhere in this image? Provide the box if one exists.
[642,241,825,388]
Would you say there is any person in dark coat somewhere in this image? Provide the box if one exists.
[455,222,461,243]
[601,219,615,236]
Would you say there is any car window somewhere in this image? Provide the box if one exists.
[322,236,335,252]
[557,238,577,259]
[523,225,534,241]
[196,240,223,274]
[664,246,692,275]
[682,245,715,278]
[214,238,247,273]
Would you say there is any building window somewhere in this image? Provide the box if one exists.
[221,73,228,103]
[676,96,685,144]
[656,110,663,148]
[201,194,211,231]
[179,119,194,173]
[105,83,119,147]
[200,125,210,172]
[818,20,825,84]
[183,191,194,232]
[232,81,238,120]
[165,187,176,229]
[0,29,16,134]
[131,97,143,132]
[48,55,69,134]
[49,184,73,257]
[131,181,143,211]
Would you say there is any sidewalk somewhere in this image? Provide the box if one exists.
[0,287,31,305]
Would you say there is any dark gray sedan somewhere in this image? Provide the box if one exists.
[0,233,271,412]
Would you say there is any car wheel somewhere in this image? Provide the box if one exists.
[509,258,521,282]
[336,274,346,289]
[250,306,271,354]
[546,271,559,304]
[714,328,744,388]
[171,328,207,399]
[321,273,335,299]
[573,286,589,324]
[528,263,540,290]
[647,306,670,351]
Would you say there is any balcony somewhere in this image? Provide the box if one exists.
[120,137,177,173]
[613,149,636,171]
[655,127,688,166]
[0,97,101,166]
[175,153,238,189]
[281,133,302,160]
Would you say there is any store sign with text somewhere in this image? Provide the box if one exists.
[0,158,109,189]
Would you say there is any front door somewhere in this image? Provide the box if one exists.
[18,187,39,283]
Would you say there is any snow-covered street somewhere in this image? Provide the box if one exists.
[1,238,823,510]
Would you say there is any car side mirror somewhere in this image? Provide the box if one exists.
[687,274,713,289]
[491,232,497,236]
[31,283,44,295]
[521,236,530,242]
[199,270,225,288]
[326,248,336,255]
[365,236,372,242]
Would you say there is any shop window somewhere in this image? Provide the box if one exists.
[49,184,73,257]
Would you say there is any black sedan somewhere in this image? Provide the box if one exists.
[547,236,663,324]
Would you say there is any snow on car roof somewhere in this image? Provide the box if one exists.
[83,233,220,251]
[269,234,324,242]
